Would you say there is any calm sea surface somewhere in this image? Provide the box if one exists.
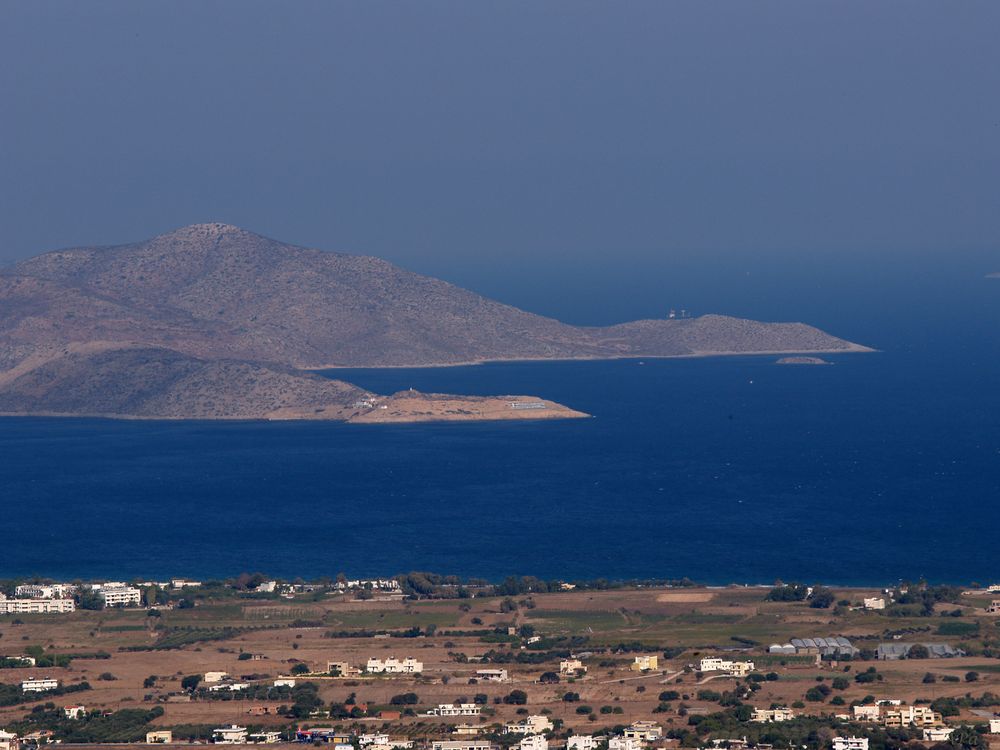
[2,256,998,584]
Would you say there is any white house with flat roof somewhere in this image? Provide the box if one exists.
[63,705,86,719]
[624,722,662,741]
[519,737,547,750]
[852,705,880,722]
[609,738,643,750]
[752,707,794,723]
[476,669,508,682]
[832,738,869,750]
[204,671,229,683]
[567,737,597,750]
[699,657,755,676]
[0,731,19,750]
[560,659,586,675]
[366,656,423,674]
[631,655,658,671]
[248,731,282,744]
[213,725,248,744]
[504,716,553,735]
[146,730,172,744]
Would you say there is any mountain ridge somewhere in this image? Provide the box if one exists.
[0,223,871,421]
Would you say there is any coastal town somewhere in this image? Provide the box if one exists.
[2,576,1000,750]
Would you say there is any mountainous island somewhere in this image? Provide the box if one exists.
[0,223,871,421]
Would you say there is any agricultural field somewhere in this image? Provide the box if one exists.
[1,583,999,748]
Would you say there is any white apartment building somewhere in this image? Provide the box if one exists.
[832,738,869,750]
[21,678,59,693]
[171,579,201,588]
[752,707,795,723]
[476,669,508,682]
[884,706,942,728]
[0,731,19,750]
[519,736,547,750]
[567,737,597,750]
[213,725,248,744]
[366,656,423,674]
[609,738,643,750]
[431,704,481,717]
[15,584,74,599]
[0,595,75,614]
[359,734,390,746]
[560,659,586,674]
[96,584,141,607]
[504,716,553,735]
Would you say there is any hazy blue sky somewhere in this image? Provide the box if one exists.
[1,1,998,327]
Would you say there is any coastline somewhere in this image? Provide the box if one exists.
[306,343,877,372]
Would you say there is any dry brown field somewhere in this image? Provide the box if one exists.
[1,585,998,742]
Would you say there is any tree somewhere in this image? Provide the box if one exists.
[539,672,560,684]
[922,672,937,684]
[965,671,980,682]
[389,693,419,705]
[181,675,200,691]
[563,692,580,702]
[808,587,836,609]
[143,676,157,688]
[765,583,808,602]
[504,689,528,705]
[907,644,930,659]
[75,589,105,611]
[948,725,987,750]
[290,663,310,675]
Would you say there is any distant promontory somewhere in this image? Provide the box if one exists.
[0,223,871,421]
[776,356,834,365]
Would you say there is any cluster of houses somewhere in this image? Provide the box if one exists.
[365,657,424,674]
[0,580,147,613]
[698,658,755,677]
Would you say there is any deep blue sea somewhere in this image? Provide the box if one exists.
[1,254,998,585]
